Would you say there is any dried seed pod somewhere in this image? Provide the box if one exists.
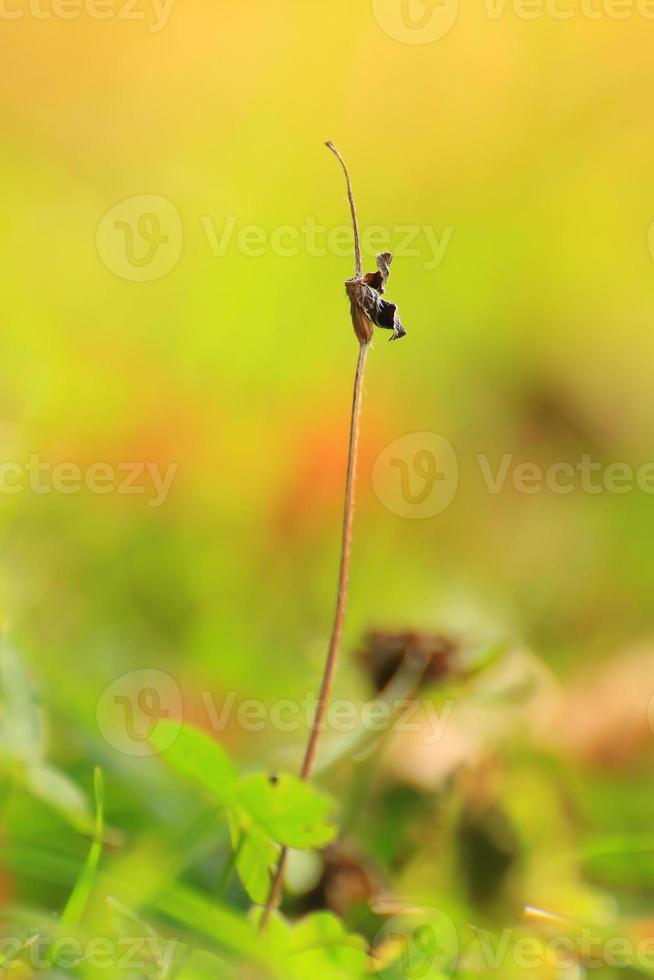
[346,252,407,343]
[325,143,408,345]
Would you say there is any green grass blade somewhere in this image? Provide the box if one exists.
[60,767,105,928]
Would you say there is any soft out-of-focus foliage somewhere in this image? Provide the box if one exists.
[2,1,654,976]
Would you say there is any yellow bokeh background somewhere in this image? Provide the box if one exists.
[2,0,654,749]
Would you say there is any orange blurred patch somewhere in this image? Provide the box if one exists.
[273,396,393,540]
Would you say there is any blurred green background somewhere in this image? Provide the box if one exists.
[2,0,654,975]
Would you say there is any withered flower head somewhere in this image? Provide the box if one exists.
[326,142,407,345]
[357,629,461,693]
[346,252,407,344]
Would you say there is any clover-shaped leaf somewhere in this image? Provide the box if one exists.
[150,720,237,806]
[152,723,336,904]
[236,773,336,851]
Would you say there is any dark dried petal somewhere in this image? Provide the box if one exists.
[360,285,406,340]
[346,280,374,344]
[362,253,393,293]
[357,630,461,693]
[360,285,395,327]
[344,252,406,342]
[362,270,385,291]
[390,313,406,340]
[390,314,406,340]
[375,251,393,290]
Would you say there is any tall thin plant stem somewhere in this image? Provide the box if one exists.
[261,143,369,928]
[325,141,362,279]
[300,339,368,782]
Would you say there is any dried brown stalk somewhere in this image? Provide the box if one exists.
[261,142,406,928]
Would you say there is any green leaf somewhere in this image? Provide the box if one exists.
[151,721,237,807]
[23,762,92,832]
[236,773,336,850]
[61,767,104,927]
[285,912,368,978]
[108,896,180,978]
[0,642,93,834]
[155,883,258,960]
[253,909,368,980]
[0,639,44,766]
[172,948,239,980]
[228,812,278,905]
[462,641,506,677]
[151,725,335,907]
